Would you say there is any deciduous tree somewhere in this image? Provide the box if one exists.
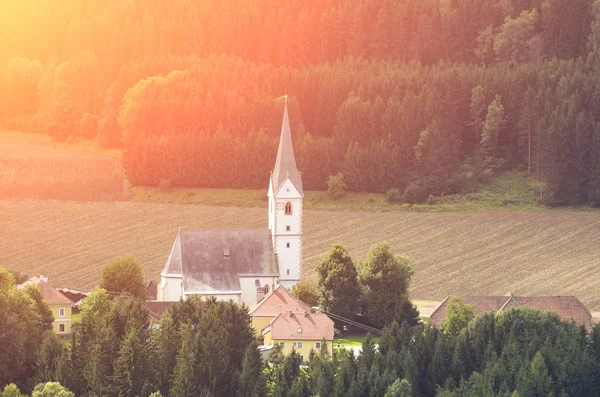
[316,244,360,319]
[100,255,146,299]
[358,242,419,328]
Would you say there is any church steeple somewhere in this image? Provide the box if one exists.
[268,97,303,290]
[271,99,303,196]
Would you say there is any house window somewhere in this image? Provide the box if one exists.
[300,355,304,362]
[297,328,302,333]
[279,342,285,348]
[287,269,290,275]
[286,225,291,232]
[316,342,321,349]
[285,202,292,215]
[59,308,65,317]
[286,242,290,248]
[293,342,297,348]
[59,324,65,333]
[255,279,261,287]
[298,342,303,348]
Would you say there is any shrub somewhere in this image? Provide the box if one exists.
[426,194,437,205]
[403,182,429,204]
[386,188,403,203]
[327,172,347,199]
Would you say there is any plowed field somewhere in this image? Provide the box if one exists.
[2,200,599,309]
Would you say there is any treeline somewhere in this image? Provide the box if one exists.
[266,308,600,397]
[1,0,600,204]
[3,266,600,397]
[0,270,256,397]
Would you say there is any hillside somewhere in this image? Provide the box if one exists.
[2,0,600,205]
[2,199,599,309]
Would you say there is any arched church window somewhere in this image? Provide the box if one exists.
[285,202,292,215]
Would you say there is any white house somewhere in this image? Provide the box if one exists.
[157,98,304,305]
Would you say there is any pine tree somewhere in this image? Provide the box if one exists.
[170,325,199,397]
[384,379,412,397]
[35,331,65,384]
[112,327,153,397]
[153,311,181,396]
[236,344,265,397]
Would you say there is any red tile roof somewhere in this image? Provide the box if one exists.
[19,276,73,305]
[430,295,592,330]
[270,311,334,341]
[249,284,312,317]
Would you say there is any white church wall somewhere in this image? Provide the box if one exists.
[275,235,301,288]
[271,178,302,289]
[184,292,242,304]
[160,276,183,302]
[239,276,279,305]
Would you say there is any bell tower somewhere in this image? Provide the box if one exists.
[268,96,303,289]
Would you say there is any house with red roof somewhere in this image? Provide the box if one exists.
[430,294,592,330]
[248,284,312,337]
[263,311,334,361]
[19,276,74,335]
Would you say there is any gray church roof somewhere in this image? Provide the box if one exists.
[161,229,279,293]
[271,102,303,195]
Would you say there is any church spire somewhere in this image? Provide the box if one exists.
[272,99,303,195]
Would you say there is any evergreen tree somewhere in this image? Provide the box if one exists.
[170,325,199,397]
[153,311,181,396]
[35,331,65,385]
[236,344,265,397]
[384,379,412,397]
[112,327,154,397]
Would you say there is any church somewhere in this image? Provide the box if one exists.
[157,99,303,306]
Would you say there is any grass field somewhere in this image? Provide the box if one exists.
[334,333,382,347]
[2,200,600,310]
[131,171,550,212]
[0,130,124,200]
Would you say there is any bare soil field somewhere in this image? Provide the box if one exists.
[1,200,599,309]
[0,130,124,200]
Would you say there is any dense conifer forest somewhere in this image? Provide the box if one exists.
[2,265,600,397]
[2,0,600,204]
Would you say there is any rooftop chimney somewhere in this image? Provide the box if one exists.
[256,287,266,303]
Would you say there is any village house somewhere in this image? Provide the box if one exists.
[158,99,303,305]
[263,311,335,361]
[248,284,313,337]
[430,294,592,330]
[19,276,74,335]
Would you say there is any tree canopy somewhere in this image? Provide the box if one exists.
[100,255,147,299]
